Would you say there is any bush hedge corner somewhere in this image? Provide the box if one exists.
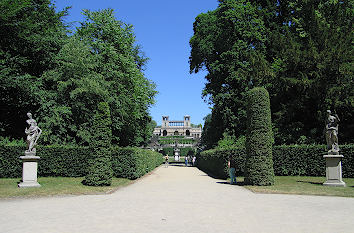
[245,87,275,186]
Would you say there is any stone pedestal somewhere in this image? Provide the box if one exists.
[323,154,346,187]
[18,152,41,188]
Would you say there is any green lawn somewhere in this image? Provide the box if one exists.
[236,176,354,198]
[0,177,132,199]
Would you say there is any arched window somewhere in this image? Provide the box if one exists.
[186,130,190,136]
[163,130,167,136]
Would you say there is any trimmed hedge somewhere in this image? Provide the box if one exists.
[0,145,162,179]
[159,139,194,145]
[197,148,246,179]
[112,147,163,179]
[245,87,274,185]
[273,144,354,178]
[197,144,354,179]
[0,145,25,178]
[84,102,113,186]
[162,147,195,157]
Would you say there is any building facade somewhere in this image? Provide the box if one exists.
[153,115,202,138]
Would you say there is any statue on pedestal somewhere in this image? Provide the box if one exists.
[25,113,42,154]
[19,112,42,187]
[323,110,345,187]
[325,110,340,154]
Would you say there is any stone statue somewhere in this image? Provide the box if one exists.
[325,110,340,154]
[25,112,42,154]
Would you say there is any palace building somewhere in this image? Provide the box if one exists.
[153,115,202,138]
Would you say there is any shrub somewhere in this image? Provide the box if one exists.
[198,147,246,179]
[162,147,195,157]
[0,145,24,178]
[181,147,195,157]
[162,147,174,156]
[0,145,163,179]
[38,145,91,177]
[273,144,354,178]
[0,145,90,178]
[245,87,275,185]
[197,144,354,179]
[112,147,163,179]
[84,102,113,186]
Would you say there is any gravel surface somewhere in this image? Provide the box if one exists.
[1,165,353,233]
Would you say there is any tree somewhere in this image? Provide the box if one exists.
[264,0,354,144]
[0,3,157,146]
[0,0,68,139]
[190,0,269,147]
[38,37,107,145]
[201,113,223,149]
[192,0,353,146]
[76,9,157,146]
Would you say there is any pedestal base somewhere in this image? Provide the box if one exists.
[18,181,41,188]
[323,180,346,187]
[323,154,346,187]
[18,155,41,188]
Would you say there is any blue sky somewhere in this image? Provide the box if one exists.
[54,0,219,126]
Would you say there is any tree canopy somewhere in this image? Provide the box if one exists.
[0,1,157,146]
[191,0,353,148]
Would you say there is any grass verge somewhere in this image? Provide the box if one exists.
[0,177,132,199]
[235,176,354,198]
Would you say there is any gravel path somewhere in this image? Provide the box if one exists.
[1,165,353,233]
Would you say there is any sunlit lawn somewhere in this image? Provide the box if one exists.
[0,177,132,199]
[235,176,354,198]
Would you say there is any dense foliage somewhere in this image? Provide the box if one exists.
[244,88,274,185]
[112,147,163,180]
[191,0,353,148]
[0,145,162,179]
[161,147,195,157]
[197,147,246,179]
[84,102,113,186]
[0,1,156,147]
[0,0,68,139]
[197,144,354,179]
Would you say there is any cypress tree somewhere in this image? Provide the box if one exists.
[244,87,274,185]
[84,102,113,186]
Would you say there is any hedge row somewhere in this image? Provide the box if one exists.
[112,147,163,179]
[159,139,194,145]
[161,147,195,157]
[0,145,163,179]
[197,144,354,179]
[197,148,246,179]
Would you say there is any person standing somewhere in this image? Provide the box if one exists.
[184,155,188,166]
[165,154,169,168]
[192,156,196,166]
[228,156,236,184]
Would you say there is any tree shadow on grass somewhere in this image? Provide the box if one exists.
[296,180,323,186]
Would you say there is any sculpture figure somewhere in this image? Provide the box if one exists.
[325,110,340,154]
[25,113,42,154]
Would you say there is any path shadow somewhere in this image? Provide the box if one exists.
[216,181,245,186]
[296,180,323,186]
[216,181,229,185]
[168,164,196,167]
